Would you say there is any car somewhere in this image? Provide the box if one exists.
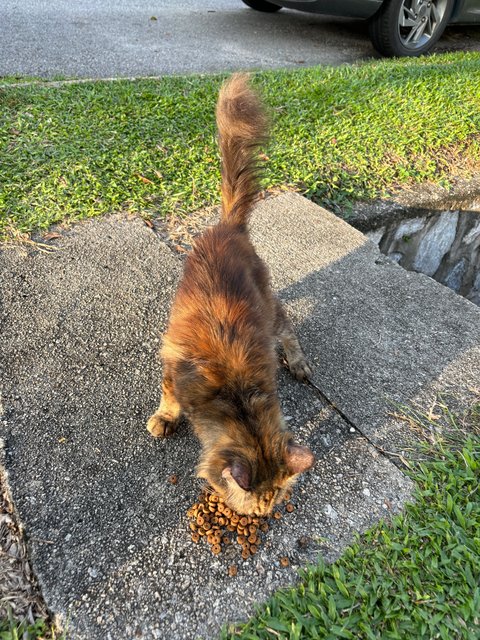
[241,0,480,57]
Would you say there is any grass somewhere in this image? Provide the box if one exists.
[0,76,50,86]
[1,51,480,240]
[221,399,480,639]
[0,613,61,640]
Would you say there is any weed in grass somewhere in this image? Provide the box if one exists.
[0,611,62,640]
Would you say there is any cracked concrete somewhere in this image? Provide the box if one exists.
[1,193,479,638]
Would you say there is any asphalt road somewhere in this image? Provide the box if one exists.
[1,0,479,79]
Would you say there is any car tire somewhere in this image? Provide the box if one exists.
[369,0,455,57]
[241,0,282,12]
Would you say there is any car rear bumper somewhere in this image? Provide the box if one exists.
[272,0,383,19]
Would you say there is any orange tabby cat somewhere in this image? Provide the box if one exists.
[147,74,314,516]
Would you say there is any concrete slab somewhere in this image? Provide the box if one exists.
[0,216,183,605]
[65,410,411,640]
[251,193,480,451]
[0,212,413,639]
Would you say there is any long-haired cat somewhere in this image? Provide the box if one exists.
[147,74,314,516]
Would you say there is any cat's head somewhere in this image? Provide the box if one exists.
[198,430,315,516]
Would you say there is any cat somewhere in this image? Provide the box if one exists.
[147,73,315,516]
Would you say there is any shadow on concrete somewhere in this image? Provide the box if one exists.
[278,242,480,450]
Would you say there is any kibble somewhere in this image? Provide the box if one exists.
[228,564,238,577]
[168,474,178,485]
[186,488,297,562]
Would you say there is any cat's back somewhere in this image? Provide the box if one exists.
[166,222,274,365]
[180,223,268,304]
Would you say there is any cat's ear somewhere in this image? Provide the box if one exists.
[285,443,315,475]
[222,460,251,491]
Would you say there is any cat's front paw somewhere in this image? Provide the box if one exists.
[146,413,178,438]
[288,357,312,382]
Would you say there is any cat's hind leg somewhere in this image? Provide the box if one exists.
[147,368,182,437]
[274,299,312,381]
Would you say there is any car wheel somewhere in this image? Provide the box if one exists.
[369,0,455,57]
[241,0,282,12]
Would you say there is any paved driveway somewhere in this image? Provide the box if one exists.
[1,0,479,79]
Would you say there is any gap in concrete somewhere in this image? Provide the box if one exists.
[365,208,480,305]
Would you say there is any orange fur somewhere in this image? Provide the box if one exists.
[147,74,314,515]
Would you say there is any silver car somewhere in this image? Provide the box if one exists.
[241,0,480,56]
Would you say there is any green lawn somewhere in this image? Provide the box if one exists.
[1,51,480,240]
[222,401,480,639]
[0,614,60,640]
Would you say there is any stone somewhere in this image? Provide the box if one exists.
[463,219,480,245]
[467,271,480,306]
[387,251,403,263]
[413,211,458,276]
[444,259,466,292]
[393,217,425,240]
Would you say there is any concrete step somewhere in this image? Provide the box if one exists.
[1,192,478,638]
[252,193,480,452]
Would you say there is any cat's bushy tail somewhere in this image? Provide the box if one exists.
[216,73,268,228]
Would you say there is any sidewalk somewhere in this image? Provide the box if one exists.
[1,193,478,639]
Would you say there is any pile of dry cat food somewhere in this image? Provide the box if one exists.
[187,490,294,562]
